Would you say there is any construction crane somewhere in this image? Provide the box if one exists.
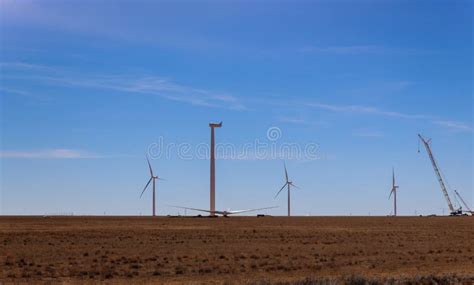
[417,134,462,216]
[454,190,473,215]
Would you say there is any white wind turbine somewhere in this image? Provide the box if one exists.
[389,167,398,216]
[275,162,300,217]
[140,157,163,216]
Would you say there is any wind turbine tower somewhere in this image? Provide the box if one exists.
[389,168,399,216]
[209,122,222,217]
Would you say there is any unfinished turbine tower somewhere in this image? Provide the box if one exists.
[275,162,300,216]
[389,167,399,216]
[140,156,163,216]
[209,122,222,217]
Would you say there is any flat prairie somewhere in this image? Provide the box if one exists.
[1,216,473,284]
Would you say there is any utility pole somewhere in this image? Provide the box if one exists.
[209,122,222,217]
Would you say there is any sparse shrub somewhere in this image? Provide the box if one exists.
[105,273,113,279]
[198,267,212,274]
[175,265,186,275]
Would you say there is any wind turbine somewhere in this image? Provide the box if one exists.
[389,167,398,216]
[275,162,300,216]
[140,157,163,216]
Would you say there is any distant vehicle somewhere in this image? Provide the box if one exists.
[169,205,277,217]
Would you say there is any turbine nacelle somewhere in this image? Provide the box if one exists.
[209,122,223,128]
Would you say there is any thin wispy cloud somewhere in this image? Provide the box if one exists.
[47,75,245,109]
[307,102,428,119]
[433,120,473,132]
[0,87,32,96]
[0,2,252,54]
[298,45,431,56]
[299,45,384,55]
[1,62,246,110]
[0,87,51,101]
[278,117,307,124]
[0,149,100,159]
[352,130,384,138]
[2,62,469,131]
[0,62,52,71]
[307,101,472,133]
[277,117,330,128]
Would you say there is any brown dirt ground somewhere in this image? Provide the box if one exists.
[0,216,473,284]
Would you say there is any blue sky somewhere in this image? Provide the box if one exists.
[0,0,472,216]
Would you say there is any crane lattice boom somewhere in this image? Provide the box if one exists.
[454,190,472,212]
[418,134,455,213]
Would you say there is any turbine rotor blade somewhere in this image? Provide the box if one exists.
[392,167,395,187]
[291,184,301,189]
[147,156,154,177]
[284,162,289,183]
[388,188,394,199]
[275,183,288,198]
[140,178,153,198]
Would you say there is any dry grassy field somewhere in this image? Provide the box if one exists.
[1,216,473,284]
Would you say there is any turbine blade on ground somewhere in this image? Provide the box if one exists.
[228,206,279,215]
[140,178,152,198]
